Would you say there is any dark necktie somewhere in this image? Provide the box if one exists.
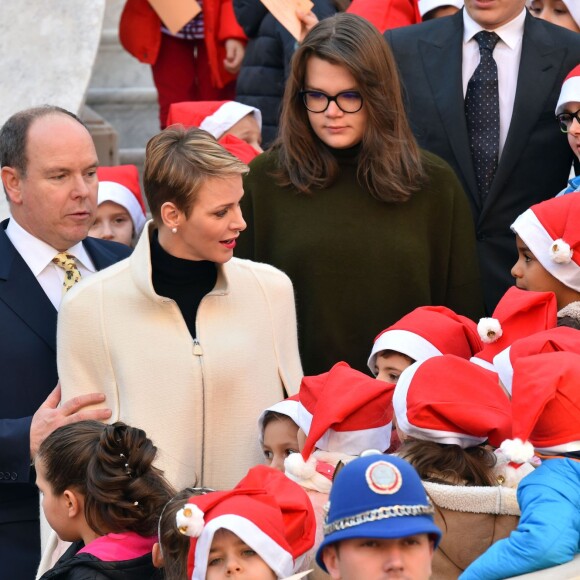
[465,31,500,204]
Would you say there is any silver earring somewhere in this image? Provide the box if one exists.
[171,227,177,234]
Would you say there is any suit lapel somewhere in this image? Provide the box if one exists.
[83,236,131,271]
[0,225,57,352]
[418,13,480,211]
[482,13,567,219]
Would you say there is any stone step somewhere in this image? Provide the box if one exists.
[86,87,159,151]
[91,28,154,90]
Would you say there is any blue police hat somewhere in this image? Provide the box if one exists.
[315,454,442,571]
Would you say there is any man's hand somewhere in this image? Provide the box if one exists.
[224,39,245,74]
[30,384,112,459]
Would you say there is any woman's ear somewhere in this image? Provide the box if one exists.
[152,542,165,568]
[160,201,182,230]
[63,489,82,518]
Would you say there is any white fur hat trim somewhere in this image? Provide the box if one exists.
[98,181,147,234]
[193,514,294,580]
[200,101,262,139]
[367,329,442,375]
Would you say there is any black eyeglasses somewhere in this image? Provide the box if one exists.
[300,90,364,113]
[557,109,580,133]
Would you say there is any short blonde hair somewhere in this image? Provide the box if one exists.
[144,125,248,221]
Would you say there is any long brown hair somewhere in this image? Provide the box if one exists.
[398,440,498,487]
[274,13,424,202]
[37,421,175,537]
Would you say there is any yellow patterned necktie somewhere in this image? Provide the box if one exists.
[52,252,82,293]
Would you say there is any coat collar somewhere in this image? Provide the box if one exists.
[131,221,230,302]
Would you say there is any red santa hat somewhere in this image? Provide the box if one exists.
[393,354,512,448]
[285,362,395,482]
[177,465,315,580]
[494,326,580,396]
[258,395,300,442]
[418,0,463,17]
[96,165,147,235]
[500,352,580,464]
[166,100,262,140]
[556,64,580,116]
[511,192,580,292]
[470,287,558,371]
[368,305,482,374]
[218,134,260,164]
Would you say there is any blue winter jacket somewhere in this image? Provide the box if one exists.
[460,458,580,579]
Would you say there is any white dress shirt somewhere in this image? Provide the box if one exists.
[462,8,526,158]
[5,218,96,310]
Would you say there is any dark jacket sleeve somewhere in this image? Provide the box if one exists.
[233,0,268,37]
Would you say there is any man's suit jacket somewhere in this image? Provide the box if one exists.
[0,219,131,579]
[386,11,580,311]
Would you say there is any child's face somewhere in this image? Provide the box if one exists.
[225,114,263,153]
[511,234,579,309]
[562,101,580,160]
[375,351,414,384]
[89,200,134,247]
[206,529,276,580]
[322,535,434,580]
[262,416,299,472]
[529,0,580,32]
[35,458,78,543]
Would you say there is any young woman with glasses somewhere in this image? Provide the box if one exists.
[236,13,484,375]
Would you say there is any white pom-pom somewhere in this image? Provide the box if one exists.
[500,438,535,464]
[285,453,317,480]
[176,503,205,537]
[477,317,503,344]
[549,239,573,264]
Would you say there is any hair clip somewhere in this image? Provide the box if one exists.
[133,501,139,506]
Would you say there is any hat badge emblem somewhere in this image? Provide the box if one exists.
[365,461,402,495]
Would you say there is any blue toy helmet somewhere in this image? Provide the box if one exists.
[315,454,442,572]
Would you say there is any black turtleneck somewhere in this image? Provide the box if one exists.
[150,231,217,339]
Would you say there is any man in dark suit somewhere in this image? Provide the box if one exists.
[0,106,131,578]
[386,1,580,311]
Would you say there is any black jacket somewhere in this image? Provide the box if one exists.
[38,541,162,580]
[234,0,338,147]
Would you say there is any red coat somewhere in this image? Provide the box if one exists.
[346,0,421,32]
[119,0,246,88]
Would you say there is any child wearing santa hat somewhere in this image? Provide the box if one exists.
[419,0,463,20]
[258,396,300,473]
[393,354,523,578]
[528,0,580,33]
[283,362,395,577]
[91,165,148,247]
[555,64,580,199]
[470,286,558,373]
[368,305,482,384]
[461,351,580,579]
[166,101,263,164]
[153,486,214,578]
[175,465,315,580]
[511,193,580,314]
